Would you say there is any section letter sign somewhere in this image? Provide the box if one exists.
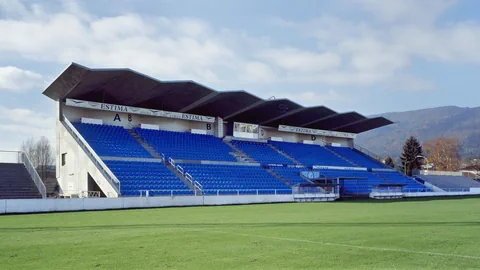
[278,125,356,139]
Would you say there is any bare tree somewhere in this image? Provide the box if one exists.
[424,137,461,171]
[20,137,55,180]
[21,138,38,167]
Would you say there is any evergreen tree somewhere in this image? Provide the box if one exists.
[400,136,424,176]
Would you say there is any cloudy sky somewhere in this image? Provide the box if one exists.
[0,0,480,150]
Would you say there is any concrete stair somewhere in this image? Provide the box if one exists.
[127,129,162,158]
[267,144,303,165]
[164,162,202,195]
[223,141,256,163]
[0,163,42,199]
[264,167,295,187]
[324,146,360,167]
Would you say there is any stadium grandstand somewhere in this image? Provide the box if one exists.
[39,62,433,202]
[2,62,480,213]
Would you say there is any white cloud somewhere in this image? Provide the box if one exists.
[353,0,456,24]
[270,0,480,90]
[260,48,341,72]
[241,61,277,83]
[0,105,55,150]
[0,66,44,92]
[0,3,237,84]
[283,89,344,106]
[1,0,479,97]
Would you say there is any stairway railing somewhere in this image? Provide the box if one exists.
[354,144,380,160]
[0,150,46,198]
[20,152,47,198]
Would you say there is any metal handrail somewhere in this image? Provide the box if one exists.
[62,117,121,194]
[168,157,176,167]
[176,165,184,175]
[194,180,203,190]
[20,152,47,198]
[354,144,380,160]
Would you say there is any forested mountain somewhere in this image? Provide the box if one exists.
[356,106,480,159]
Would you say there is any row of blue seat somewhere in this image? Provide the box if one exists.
[74,123,151,158]
[231,140,294,165]
[135,128,236,162]
[104,160,191,196]
[180,164,290,191]
[326,146,386,169]
[269,141,353,167]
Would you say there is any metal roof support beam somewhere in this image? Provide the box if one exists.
[224,100,265,120]
[301,113,342,127]
[179,92,219,113]
[260,107,306,126]
[331,119,369,131]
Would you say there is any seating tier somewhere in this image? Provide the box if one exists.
[73,123,151,158]
[375,171,428,190]
[232,140,293,165]
[270,166,310,186]
[327,146,386,169]
[136,129,236,162]
[269,141,353,167]
[104,160,193,196]
[181,164,291,195]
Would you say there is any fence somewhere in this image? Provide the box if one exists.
[132,189,294,197]
[0,150,46,198]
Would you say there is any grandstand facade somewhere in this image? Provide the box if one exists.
[39,63,467,203]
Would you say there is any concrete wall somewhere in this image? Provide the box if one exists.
[259,126,352,146]
[403,191,480,197]
[0,195,294,214]
[57,114,118,197]
[63,104,215,135]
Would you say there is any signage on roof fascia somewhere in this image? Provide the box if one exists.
[66,99,215,123]
[371,168,396,172]
[278,125,356,139]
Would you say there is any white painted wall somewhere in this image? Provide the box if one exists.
[57,109,118,197]
[258,126,352,146]
[63,104,214,135]
[0,195,294,214]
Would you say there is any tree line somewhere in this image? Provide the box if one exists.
[383,136,462,176]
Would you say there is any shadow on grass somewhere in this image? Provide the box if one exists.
[1,221,480,232]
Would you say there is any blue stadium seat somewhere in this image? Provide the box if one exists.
[73,123,151,158]
[135,129,236,162]
[269,141,353,167]
[104,160,193,196]
[375,170,430,191]
[415,175,480,190]
[314,169,384,195]
[231,140,293,165]
[270,166,310,186]
[180,164,292,195]
[326,146,386,169]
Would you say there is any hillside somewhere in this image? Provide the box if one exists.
[356,106,480,159]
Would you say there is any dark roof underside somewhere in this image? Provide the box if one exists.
[43,63,393,133]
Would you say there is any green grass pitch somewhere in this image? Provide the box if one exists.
[1,198,480,269]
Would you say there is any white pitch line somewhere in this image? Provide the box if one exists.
[186,228,480,260]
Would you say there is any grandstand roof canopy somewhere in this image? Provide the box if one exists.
[43,63,393,134]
